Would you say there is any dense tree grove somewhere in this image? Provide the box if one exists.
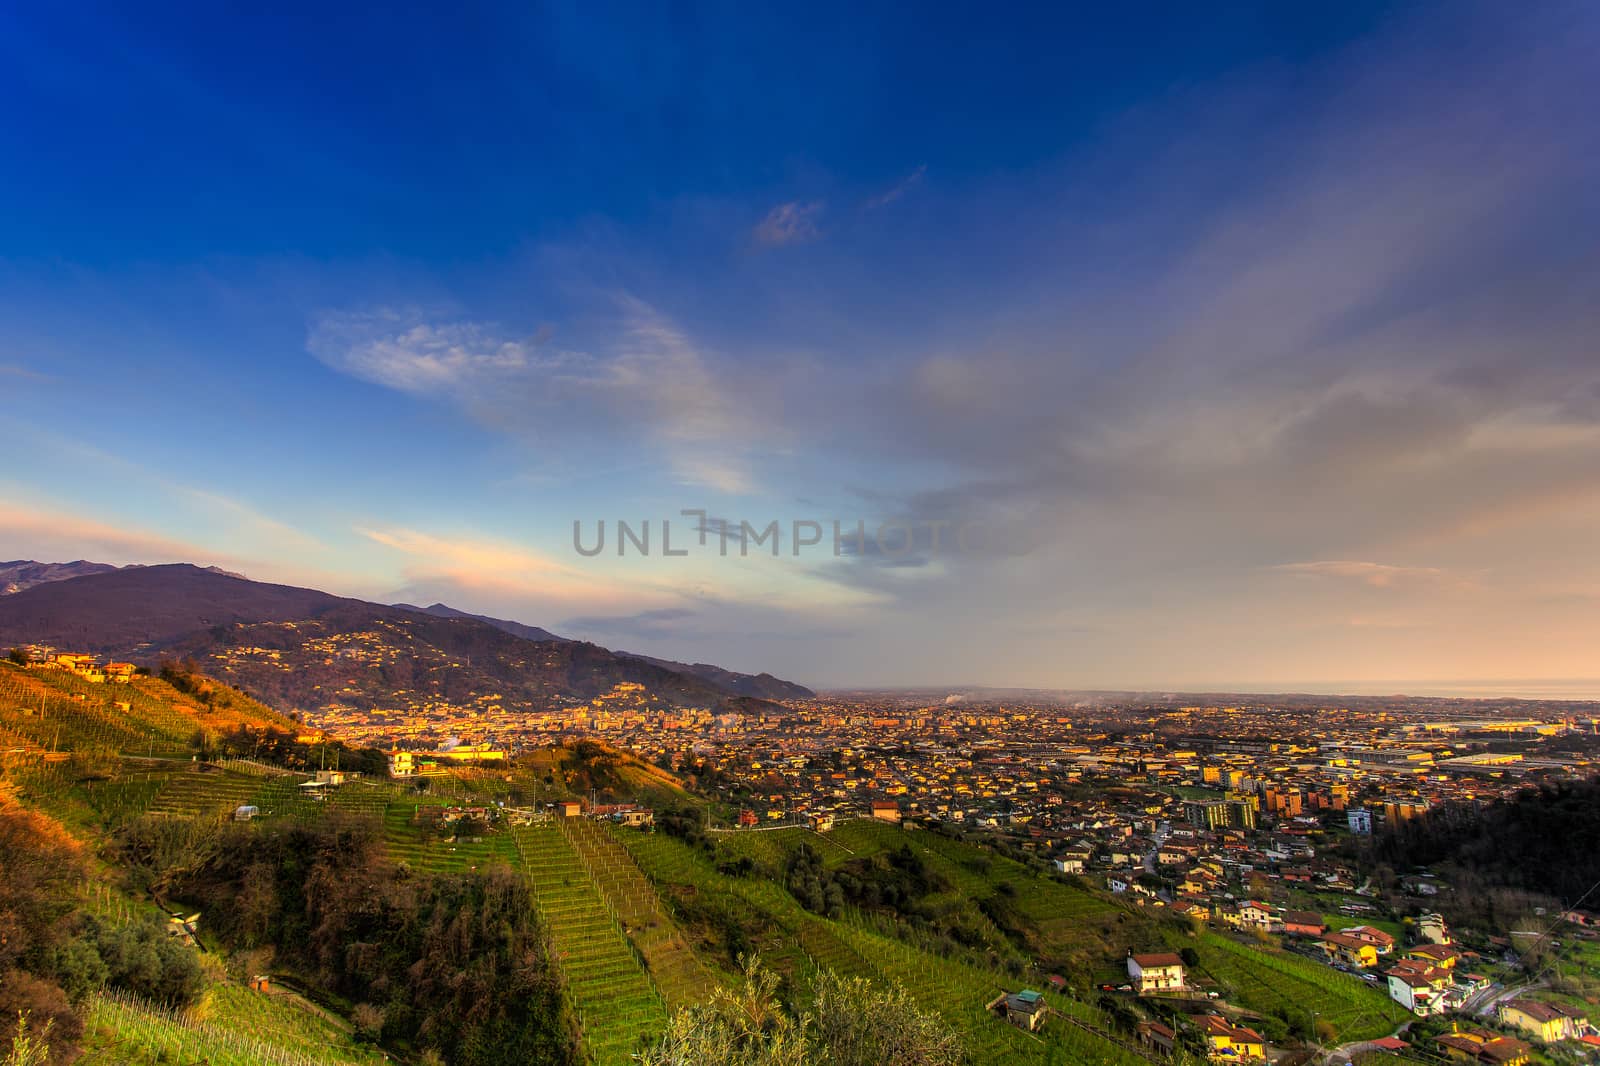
[134,814,576,1066]
[784,843,949,923]
[657,805,710,849]
[212,725,389,777]
[1353,778,1600,924]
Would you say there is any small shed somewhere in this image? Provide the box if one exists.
[986,989,1047,1033]
[233,805,260,821]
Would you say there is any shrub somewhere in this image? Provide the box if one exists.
[2,1012,52,1066]
[79,917,204,1006]
[638,956,962,1066]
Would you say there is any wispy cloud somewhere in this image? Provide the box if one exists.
[864,164,926,209]
[309,299,771,493]
[359,525,679,613]
[0,363,50,383]
[179,487,325,553]
[752,200,823,246]
[1271,560,1453,590]
[307,309,551,394]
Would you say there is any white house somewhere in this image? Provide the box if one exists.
[1127,953,1186,994]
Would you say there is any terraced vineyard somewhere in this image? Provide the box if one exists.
[380,801,515,873]
[1187,931,1409,1042]
[80,769,172,825]
[86,985,387,1066]
[511,823,668,1065]
[831,920,1153,1066]
[710,823,837,867]
[566,818,716,1007]
[623,827,879,982]
[146,767,262,817]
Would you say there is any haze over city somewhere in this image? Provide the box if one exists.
[4,2,1599,692]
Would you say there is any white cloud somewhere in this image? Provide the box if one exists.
[307,309,550,394]
[752,201,823,246]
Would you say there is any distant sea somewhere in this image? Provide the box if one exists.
[1185,679,1600,701]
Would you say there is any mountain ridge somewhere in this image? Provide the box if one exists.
[0,563,807,714]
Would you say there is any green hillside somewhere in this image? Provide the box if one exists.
[1,659,1409,1066]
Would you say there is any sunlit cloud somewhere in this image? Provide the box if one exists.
[0,499,220,566]
[1272,560,1452,590]
[357,525,680,614]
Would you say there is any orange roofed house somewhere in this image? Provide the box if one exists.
[103,661,138,683]
[1436,1029,1532,1066]
[1340,925,1395,954]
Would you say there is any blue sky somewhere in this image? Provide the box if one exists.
[4,2,1600,691]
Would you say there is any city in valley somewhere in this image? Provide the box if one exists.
[6,4,1600,1066]
[8,630,1600,1066]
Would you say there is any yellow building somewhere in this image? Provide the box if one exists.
[1498,999,1585,1043]
[1318,933,1378,969]
[1198,1014,1265,1062]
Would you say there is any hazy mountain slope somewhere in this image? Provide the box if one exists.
[397,601,566,643]
[618,652,815,699]
[157,603,746,714]
[0,559,123,595]
[400,602,815,699]
[0,563,352,651]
